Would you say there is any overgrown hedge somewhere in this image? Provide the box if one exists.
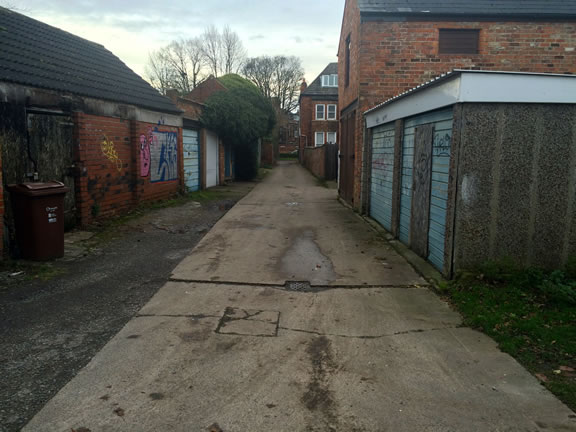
[201,74,276,180]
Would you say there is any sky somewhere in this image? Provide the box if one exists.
[8,0,345,84]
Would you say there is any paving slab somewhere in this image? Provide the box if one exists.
[23,163,576,432]
[172,164,425,286]
[24,281,576,431]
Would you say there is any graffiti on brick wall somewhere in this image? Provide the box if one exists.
[140,127,178,183]
[139,131,151,177]
[101,136,123,172]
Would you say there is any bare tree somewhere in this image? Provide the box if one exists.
[202,25,222,77]
[242,55,304,112]
[184,37,206,88]
[146,26,246,92]
[145,49,179,95]
[164,40,192,93]
[201,25,245,77]
[222,25,246,74]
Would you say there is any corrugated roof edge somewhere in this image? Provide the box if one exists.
[360,11,576,19]
[363,69,576,115]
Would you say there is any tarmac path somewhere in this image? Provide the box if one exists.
[23,162,576,431]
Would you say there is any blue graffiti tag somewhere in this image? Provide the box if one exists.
[150,128,178,183]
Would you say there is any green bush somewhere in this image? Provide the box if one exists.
[538,271,576,305]
[201,74,276,181]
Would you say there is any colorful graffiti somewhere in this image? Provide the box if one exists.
[139,131,151,177]
[101,136,123,172]
[139,127,178,182]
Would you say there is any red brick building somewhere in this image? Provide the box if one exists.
[299,63,339,156]
[338,0,576,208]
[0,8,183,258]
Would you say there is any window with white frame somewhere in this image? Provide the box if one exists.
[327,104,337,120]
[321,74,338,87]
[315,132,325,147]
[326,132,337,144]
[315,104,325,120]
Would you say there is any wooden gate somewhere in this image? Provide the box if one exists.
[339,111,356,203]
[324,143,338,181]
[27,112,76,228]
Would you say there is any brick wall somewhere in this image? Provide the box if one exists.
[339,1,576,209]
[359,20,576,110]
[299,96,339,149]
[75,112,182,225]
[303,146,326,179]
[184,78,227,104]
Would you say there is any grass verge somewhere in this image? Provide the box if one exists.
[447,260,576,411]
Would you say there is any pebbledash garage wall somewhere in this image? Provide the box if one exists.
[364,70,576,277]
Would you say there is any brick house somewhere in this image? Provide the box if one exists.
[338,0,576,209]
[0,7,183,258]
[299,63,339,155]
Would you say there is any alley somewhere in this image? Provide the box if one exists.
[24,162,576,431]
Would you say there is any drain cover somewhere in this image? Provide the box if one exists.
[284,280,312,292]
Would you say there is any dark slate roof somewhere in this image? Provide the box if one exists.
[357,0,576,18]
[301,63,339,98]
[0,7,181,114]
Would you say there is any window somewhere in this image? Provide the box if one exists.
[315,132,325,147]
[439,29,480,54]
[321,74,338,87]
[315,104,325,120]
[327,104,337,120]
[327,132,337,144]
[345,34,351,87]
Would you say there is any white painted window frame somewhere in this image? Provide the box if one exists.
[327,104,337,120]
[321,74,338,87]
[315,104,325,120]
[326,131,337,144]
[315,132,325,147]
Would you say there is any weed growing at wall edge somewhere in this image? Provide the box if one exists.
[447,261,576,411]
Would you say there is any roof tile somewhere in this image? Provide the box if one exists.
[0,7,180,114]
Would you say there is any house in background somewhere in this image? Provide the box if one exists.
[278,111,299,155]
[338,0,576,209]
[298,63,339,180]
[299,63,339,152]
[0,7,183,258]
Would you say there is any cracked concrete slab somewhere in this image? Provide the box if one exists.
[24,281,576,431]
[171,164,425,286]
[23,163,576,431]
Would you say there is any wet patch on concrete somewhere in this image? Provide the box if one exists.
[215,307,280,337]
[280,230,337,285]
[302,336,339,431]
[148,392,165,400]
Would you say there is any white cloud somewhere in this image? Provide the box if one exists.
[17,0,344,83]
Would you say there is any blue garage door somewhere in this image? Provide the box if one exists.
[399,109,453,271]
[183,129,200,192]
[370,123,395,231]
[428,114,453,271]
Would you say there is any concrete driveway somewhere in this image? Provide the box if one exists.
[24,162,576,432]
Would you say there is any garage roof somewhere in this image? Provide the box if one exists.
[357,0,576,18]
[0,7,181,114]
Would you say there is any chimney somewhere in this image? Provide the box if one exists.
[165,89,179,102]
[300,79,307,93]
